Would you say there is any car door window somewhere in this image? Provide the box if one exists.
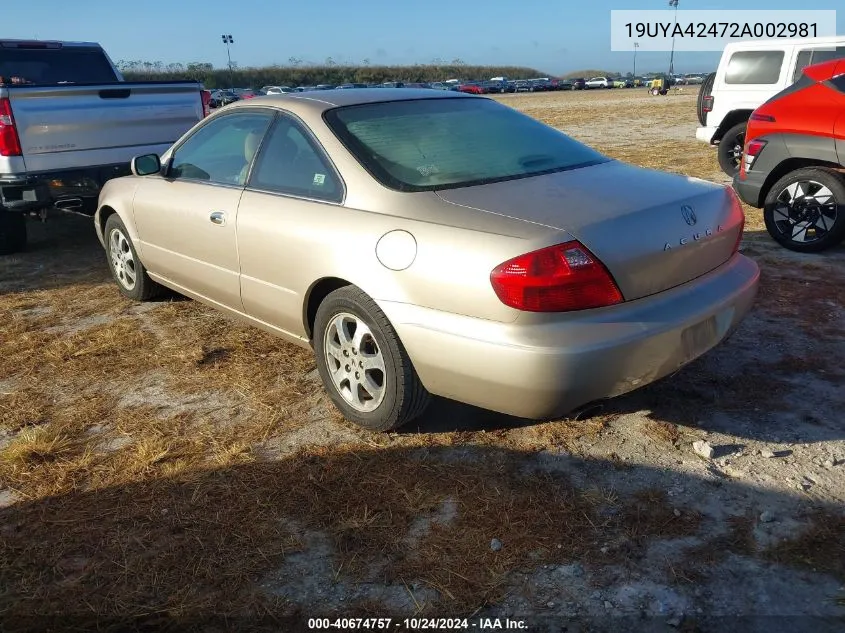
[811,46,845,65]
[725,51,784,84]
[169,111,274,186]
[792,50,813,83]
[248,117,343,202]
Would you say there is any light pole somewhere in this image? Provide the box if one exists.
[221,34,234,90]
[633,41,639,78]
[668,0,679,77]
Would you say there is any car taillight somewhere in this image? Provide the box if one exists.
[0,97,21,156]
[727,188,745,253]
[200,89,211,117]
[490,241,623,312]
[741,138,767,175]
[702,95,714,112]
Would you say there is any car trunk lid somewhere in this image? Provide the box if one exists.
[435,160,744,301]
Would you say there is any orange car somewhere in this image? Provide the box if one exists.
[734,59,845,252]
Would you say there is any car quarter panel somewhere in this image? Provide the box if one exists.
[734,133,839,207]
[234,187,557,338]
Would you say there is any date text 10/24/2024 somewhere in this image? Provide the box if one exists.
[307,618,528,630]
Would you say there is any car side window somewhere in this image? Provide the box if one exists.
[725,51,784,85]
[792,50,813,83]
[830,75,845,94]
[169,111,274,186]
[248,116,343,202]
[810,46,845,65]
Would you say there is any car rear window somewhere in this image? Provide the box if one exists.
[725,51,784,85]
[792,46,845,82]
[324,97,608,192]
[0,46,118,85]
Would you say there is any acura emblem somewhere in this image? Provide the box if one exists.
[681,205,697,226]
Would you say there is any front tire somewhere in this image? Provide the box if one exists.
[104,214,162,300]
[718,122,746,177]
[763,168,845,253]
[313,286,430,432]
[0,212,27,255]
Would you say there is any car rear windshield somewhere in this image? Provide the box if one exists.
[0,47,118,85]
[323,97,608,191]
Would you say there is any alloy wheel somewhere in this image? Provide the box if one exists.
[770,180,839,244]
[109,228,137,291]
[323,312,387,412]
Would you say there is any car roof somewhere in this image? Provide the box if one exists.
[723,35,845,52]
[223,88,474,114]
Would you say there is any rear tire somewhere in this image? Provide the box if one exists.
[0,211,27,256]
[697,72,716,126]
[763,168,845,253]
[313,286,430,432]
[104,214,162,300]
[717,122,746,177]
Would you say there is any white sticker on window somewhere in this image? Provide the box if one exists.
[313,173,326,186]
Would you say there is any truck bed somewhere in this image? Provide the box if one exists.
[0,81,204,212]
[4,81,203,172]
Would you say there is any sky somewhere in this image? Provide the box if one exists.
[5,0,845,75]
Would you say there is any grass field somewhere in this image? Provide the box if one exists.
[1,88,844,632]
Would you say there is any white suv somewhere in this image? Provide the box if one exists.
[261,85,294,95]
[585,77,611,89]
[696,36,845,177]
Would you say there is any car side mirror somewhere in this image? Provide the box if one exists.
[131,154,161,177]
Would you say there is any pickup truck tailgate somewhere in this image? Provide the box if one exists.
[9,82,202,172]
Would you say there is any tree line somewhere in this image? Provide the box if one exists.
[116,60,553,88]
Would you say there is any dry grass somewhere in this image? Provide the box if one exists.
[0,446,703,622]
[642,420,682,446]
[754,265,845,339]
[669,514,757,585]
[765,511,845,582]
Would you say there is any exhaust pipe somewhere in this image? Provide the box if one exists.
[54,198,83,210]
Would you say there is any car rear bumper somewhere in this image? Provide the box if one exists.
[733,171,766,208]
[0,176,51,212]
[381,254,759,420]
[696,126,717,144]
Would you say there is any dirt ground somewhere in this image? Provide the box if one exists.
[1,88,844,633]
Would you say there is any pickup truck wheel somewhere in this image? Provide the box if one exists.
[763,168,845,253]
[313,285,431,432]
[717,122,746,177]
[104,214,162,300]
[0,212,26,256]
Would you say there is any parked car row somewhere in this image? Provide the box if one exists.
[209,74,698,108]
[209,77,617,106]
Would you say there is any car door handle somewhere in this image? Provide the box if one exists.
[209,211,227,226]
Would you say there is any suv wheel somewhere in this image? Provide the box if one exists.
[718,122,746,177]
[763,167,845,253]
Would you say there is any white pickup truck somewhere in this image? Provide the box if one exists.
[0,39,210,254]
